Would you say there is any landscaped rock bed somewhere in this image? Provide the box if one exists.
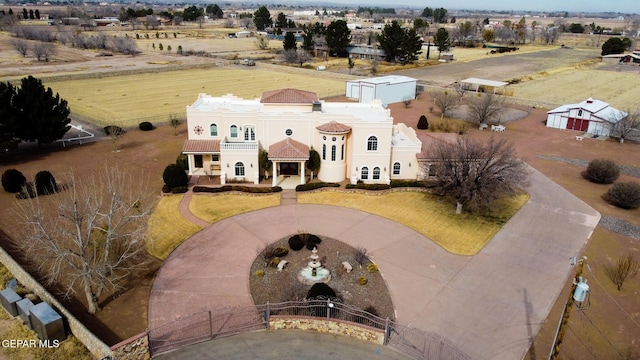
[249,234,395,321]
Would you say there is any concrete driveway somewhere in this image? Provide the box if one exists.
[149,167,599,359]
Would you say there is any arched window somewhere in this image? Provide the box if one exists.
[578,110,583,117]
[373,167,381,180]
[393,162,401,175]
[361,166,369,180]
[230,125,238,138]
[331,145,336,161]
[234,162,245,177]
[341,144,344,160]
[322,144,326,160]
[367,136,378,151]
[210,124,218,136]
[244,126,255,141]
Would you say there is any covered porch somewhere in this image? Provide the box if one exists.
[268,138,310,187]
[182,139,221,176]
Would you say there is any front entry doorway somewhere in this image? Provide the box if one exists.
[280,162,299,176]
[194,155,203,168]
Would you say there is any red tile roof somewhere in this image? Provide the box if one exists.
[183,140,220,153]
[268,138,309,160]
[260,88,319,104]
[316,121,352,134]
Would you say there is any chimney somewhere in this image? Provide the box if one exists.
[312,101,322,112]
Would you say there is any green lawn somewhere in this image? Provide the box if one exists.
[298,191,529,255]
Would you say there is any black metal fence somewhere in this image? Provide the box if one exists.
[148,300,470,360]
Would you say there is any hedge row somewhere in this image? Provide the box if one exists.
[345,183,391,190]
[295,182,340,191]
[192,185,282,193]
[390,180,424,188]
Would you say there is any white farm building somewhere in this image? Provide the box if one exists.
[345,76,417,106]
[546,98,627,136]
[182,88,424,188]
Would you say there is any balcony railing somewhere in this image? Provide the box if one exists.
[221,141,259,151]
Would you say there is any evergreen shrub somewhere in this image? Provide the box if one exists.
[2,169,27,193]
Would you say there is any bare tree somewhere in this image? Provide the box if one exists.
[111,36,138,55]
[425,136,530,214]
[541,26,559,45]
[32,42,56,62]
[431,90,459,119]
[296,49,312,67]
[495,26,513,43]
[15,168,152,314]
[169,113,183,135]
[612,108,640,144]
[146,15,160,30]
[283,48,298,63]
[11,38,29,57]
[255,33,269,50]
[467,93,505,125]
[605,254,639,291]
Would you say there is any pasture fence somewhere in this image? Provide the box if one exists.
[146,300,471,360]
[71,112,186,130]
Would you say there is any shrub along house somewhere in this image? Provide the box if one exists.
[546,98,627,136]
[182,88,423,188]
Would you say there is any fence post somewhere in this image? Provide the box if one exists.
[326,298,330,319]
[265,302,270,330]
[208,311,213,340]
[384,317,391,345]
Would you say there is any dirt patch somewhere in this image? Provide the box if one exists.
[0,125,185,345]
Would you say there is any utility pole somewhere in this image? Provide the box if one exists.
[548,256,588,360]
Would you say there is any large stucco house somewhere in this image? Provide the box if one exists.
[546,98,627,136]
[182,88,424,188]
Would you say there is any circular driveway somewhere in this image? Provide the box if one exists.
[149,167,600,360]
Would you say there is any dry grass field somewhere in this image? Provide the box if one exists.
[44,67,347,127]
[189,193,280,223]
[297,191,529,255]
[509,62,640,109]
[146,195,203,260]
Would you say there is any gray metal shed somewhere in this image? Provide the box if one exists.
[345,75,417,105]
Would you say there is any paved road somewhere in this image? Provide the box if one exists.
[396,47,599,86]
[149,166,599,359]
[155,330,412,360]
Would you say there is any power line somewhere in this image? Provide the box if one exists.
[579,309,626,359]
[567,322,596,358]
[586,263,640,330]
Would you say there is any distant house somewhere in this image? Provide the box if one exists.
[602,53,640,64]
[346,45,385,61]
[345,76,417,106]
[546,98,627,136]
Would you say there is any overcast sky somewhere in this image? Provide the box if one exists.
[342,0,638,13]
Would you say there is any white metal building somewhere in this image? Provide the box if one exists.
[546,98,627,136]
[345,76,417,106]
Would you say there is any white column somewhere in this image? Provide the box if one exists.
[187,154,195,175]
[272,161,277,187]
[300,161,305,185]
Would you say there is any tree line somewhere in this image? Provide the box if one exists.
[0,76,71,152]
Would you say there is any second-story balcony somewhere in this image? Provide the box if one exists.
[221,140,259,151]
